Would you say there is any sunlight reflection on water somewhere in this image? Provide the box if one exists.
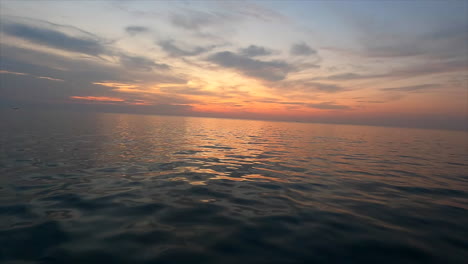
[0,111,467,263]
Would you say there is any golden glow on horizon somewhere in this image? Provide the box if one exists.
[47,52,464,119]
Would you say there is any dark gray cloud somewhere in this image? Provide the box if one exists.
[2,22,106,56]
[159,85,249,99]
[309,82,346,93]
[1,44,184,84]
[316,59,467,81]
[322,72,367,81]
[380,84,438,92]
[366,26,468,59]
[0,99,195,117]
[168,5,285,42]
[96,103,193,116]
[389,60,467,77]
[345,15,468,60]
[239,45,273,57]
[170,10,226,31]
[1,45,115,84]
[0,69,63,82]
[208,51,292,82]
[0,66,195,116]
[158,40,214,57]
[259,100,350,110]
[119,55,170,71]
[290,42,317,56]
[1,20,176,78]
[0,44,186,107]
[274,80,347,94]
[159,87,219,97]
[125,26,149,35]
[166,8,240,42]
[364,42,422,58]
[297,62,321,69]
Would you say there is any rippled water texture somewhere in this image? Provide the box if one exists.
[1,111,467,263]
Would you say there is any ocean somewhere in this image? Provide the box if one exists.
[1,111,467,263]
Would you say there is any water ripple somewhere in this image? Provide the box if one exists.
[0,112,467,263]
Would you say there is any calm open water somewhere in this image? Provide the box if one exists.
[0,111,467,264]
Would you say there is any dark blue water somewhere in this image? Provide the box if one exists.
[1,111,467,263]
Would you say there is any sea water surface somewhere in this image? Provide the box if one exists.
[0,111,467,264]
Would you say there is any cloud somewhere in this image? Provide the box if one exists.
[167,5,286,41]
[356,100,387,104]
[2,22,106,56]
[90,82,202,105]
[336,14,468,61]
[208,51,292,81]
[170,10,226,31]
[159,86,220,97]
[290,42,317,56]
[34,101,195,116]
[158,40,214,57]
[125,25,149,35]
[380,84,438,92]
[220,1,288,23]
[316,59,467,81]
[0,69,63,82]
[0,70,28,76]
[363,42,423,58]
[306,102,351,110]
[0,44,187,108]
[309,82,346,93]
[239,45,273,57]
[36,76,64,82]
[92,82,139,90]
[389,60,467,77]
[273,80,347,94]
[364,25,468,60]
[70,96,125,102]
[119,55,170,71]
[166,8,240,41]
[0,71,74,103]
[1,66,196,112]
[260,100,350,110]
[1,44,184,84]
[321,72,367,81]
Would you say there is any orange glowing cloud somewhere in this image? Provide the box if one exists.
[93,82,140,93]
[93,82,139,89]
[70,96,125,102]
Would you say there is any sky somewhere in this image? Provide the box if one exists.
[0,0,467,130]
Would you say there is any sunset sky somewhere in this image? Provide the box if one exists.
[1,1,467,130]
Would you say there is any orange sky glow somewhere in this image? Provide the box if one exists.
[0,1,466,130]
